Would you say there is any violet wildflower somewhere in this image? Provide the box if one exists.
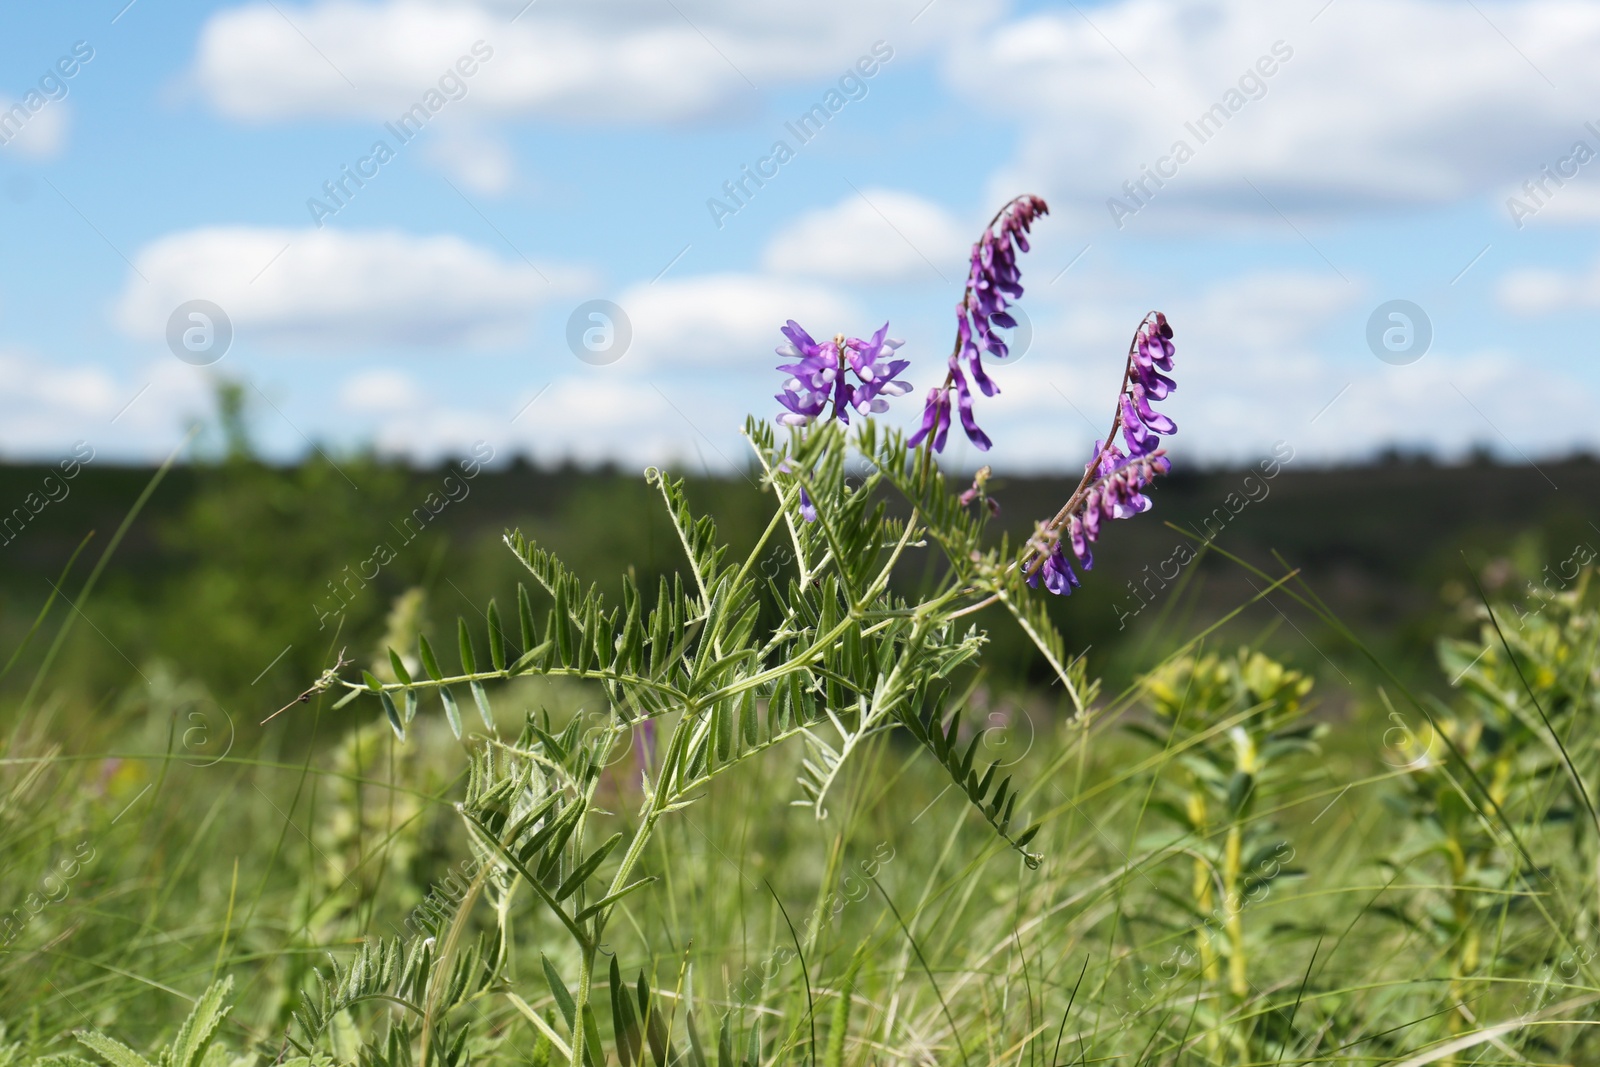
[1024,523,1084,596]
[776,458,820,524]
[775,320,912,426]
[1026,312,1177,596]
[907,387,951,451]
[912,195,1049,453]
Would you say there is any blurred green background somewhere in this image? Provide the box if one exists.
[3,388,1594,721]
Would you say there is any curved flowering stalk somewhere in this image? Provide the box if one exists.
[1023,312,1177,595]
[909,194,1050,453]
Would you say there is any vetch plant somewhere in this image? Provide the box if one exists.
[311,195,1181,1067]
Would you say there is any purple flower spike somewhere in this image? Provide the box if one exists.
[774,321,911,427]
[1132,385,1176,434]
[1026,312,1178,597]
[919,195,1049,453]
[846,324,914,416]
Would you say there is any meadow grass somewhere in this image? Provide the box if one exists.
[2,437,1598,1067]
[5,643,1597,1066]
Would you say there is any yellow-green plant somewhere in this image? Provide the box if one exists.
[1385,567,1600,1052]
[1134,649,1321,1002]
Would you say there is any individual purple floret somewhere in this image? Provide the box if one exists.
[1026,312,1177,596]
[1026,533,1083,597]
[776,458,820,524]
[911,195,1049,453]
[908,387,952,452]
[775,320,912,426]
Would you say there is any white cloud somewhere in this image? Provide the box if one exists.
[114,227,572,349]
[0,350,215,459]
[0,99,69,160]
[339,368,426,411]
[505,377,701,466]
[362,376,727,468]
[347,268,870,466]
[192,0,979,124]
[1295,352,1593,463]
[950,0,1600,228]
[1185,270,1361,350]
[351,271,869,466]
[617,273,857,368]
[762,189,970,283]
[0,351,122,423]
[1502,175,1600,228]
[1497,259,1600,314]
[426,126,515,195]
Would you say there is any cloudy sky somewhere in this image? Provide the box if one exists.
[1,0,1597,472]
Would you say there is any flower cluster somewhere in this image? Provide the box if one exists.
[775,321,912,426]
[767,199,1177,607]
[1027,313,1177,596]
[910,195,1049,453]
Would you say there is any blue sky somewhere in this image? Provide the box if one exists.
[2,0,1598,473]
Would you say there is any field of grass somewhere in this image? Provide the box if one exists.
[2,424,1599,1066]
